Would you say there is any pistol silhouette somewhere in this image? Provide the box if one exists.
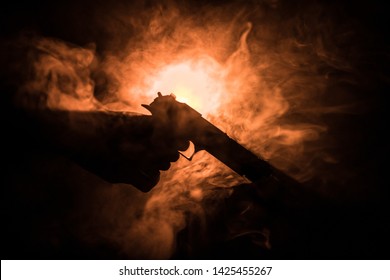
[18,92,300,195]
[143,92,300,197]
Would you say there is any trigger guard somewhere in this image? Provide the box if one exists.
[179,141,198,161]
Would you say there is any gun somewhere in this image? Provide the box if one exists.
[17,91,300,195]
[143,92,301,198]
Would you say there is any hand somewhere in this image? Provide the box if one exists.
[16,109,189,192]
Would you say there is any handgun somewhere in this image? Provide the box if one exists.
[143,92,300,196]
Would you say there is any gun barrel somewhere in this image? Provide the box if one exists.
[145,93,300,190]
[192,117,304,203]
[192,117,273,182]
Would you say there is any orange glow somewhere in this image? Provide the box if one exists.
[189,188,203,201]
[19,2,342,259]
[25,27,329,184]
[145,59,227,116]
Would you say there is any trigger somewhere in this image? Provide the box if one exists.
[179,141,196,161]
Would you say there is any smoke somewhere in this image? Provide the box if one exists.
[19,38,99,110]
[12,0,369,258]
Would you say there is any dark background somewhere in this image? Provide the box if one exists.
[1,0,389,259]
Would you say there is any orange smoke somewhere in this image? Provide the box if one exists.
[18,0,347,259]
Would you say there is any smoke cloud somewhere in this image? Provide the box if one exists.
[8,0,381,258]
